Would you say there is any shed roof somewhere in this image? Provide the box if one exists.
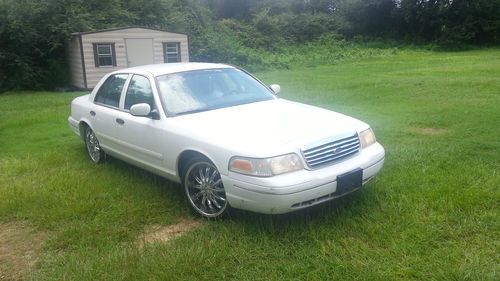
[71,26,187,36]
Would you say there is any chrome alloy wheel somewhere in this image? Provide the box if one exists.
[85,127,103,163]
[184,161,227,218]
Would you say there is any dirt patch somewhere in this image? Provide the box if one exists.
[0,222,45,281]
[411,127,449,136]
[137,219,203,247]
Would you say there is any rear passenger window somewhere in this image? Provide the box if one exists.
[94,74,128,108]
[124,75,155,110]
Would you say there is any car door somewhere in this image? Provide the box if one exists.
[113,74,167,174]
[91,73,129,153]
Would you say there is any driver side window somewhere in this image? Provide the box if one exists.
[124,75,155,110]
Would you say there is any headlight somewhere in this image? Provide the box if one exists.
[229,153,303,177]
[359,128,377,148]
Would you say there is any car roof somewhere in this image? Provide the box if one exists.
[115,63,235,77]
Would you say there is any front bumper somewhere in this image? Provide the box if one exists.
[222,142,385,214]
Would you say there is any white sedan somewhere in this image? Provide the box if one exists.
[68,63,385,218]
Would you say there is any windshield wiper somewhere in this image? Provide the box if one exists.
[172,107,211,116]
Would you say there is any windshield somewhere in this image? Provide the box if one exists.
[156,68,275,116]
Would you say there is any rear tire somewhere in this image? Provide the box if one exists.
[84,126,105,164]
[182,157,229,219]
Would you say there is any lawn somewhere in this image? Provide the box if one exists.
[0,49,499,281]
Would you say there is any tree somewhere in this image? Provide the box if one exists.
[442,0,500,44]
[1,0,499,92]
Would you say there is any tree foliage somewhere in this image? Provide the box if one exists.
[0,0,499,91]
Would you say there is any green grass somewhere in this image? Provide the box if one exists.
[1,49,499,280]
[228,36,404,70]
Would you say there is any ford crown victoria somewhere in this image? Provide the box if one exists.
[68,63,385,218]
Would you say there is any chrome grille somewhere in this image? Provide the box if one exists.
[302,134,360,169]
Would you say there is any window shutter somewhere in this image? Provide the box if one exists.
[111,43,117,66]
[93,44,99,67]
[162,43,167,63]
[177,43,181,62]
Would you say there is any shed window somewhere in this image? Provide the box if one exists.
[163,42,181,63]
[93,43,116,67]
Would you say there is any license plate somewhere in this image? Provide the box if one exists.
[336,168,363,195]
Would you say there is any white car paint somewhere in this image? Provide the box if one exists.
[68,63,385,215]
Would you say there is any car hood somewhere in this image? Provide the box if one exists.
[171,99,367,156]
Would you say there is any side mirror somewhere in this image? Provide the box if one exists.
[269,84,281,95]
[130,103,151,117]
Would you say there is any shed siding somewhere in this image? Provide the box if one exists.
[67,37,85,88]
[79,28,189,88]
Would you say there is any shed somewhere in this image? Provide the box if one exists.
[67,27,189,89]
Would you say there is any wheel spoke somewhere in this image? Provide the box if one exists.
[210,194,222,209]
[93,138,99,149]
[212,193,226,202]
[201,194,207,206]
[211,186,225,194]
[209,169,218,183]
[211,178,222,187]
[206,197,214,210]
[204,167,210,182]
[189,182,202,190]
[198,169,205,183]
[194,175,203,185]
[192,191,203,201]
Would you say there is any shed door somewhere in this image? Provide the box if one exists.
[125,39,154,67]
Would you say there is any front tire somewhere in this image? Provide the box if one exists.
[84,126,104,163]
[183,158,228,219]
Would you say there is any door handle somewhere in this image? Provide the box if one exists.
[90,111,96,116]
[116,118,125,125]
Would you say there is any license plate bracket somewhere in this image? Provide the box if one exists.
[336,168,363,195]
